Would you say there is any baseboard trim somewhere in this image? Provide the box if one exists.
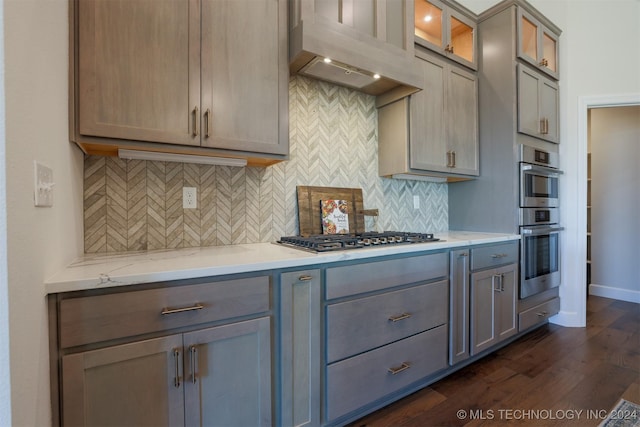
[589,284,640,303]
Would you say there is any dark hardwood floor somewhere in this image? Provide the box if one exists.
[349,296,640,427]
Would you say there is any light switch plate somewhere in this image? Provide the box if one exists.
[34,161,54,207]
[413,195,420,210]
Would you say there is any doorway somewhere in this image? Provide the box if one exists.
[587,106,640,302]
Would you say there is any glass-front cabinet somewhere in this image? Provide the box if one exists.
[517,7,559,80]
[414,0,477,70]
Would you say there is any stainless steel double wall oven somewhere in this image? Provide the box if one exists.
[519,145,563,299]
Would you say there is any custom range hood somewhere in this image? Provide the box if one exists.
[289,0,422,99]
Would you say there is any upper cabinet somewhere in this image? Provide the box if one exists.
[71,0,288,166]
[517,64,559,143]
[414,0,477,70]
[289,0,423,98]
[517,6,559,80]
[377,49,478,181]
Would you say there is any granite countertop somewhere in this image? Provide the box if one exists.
[45,231,520,294]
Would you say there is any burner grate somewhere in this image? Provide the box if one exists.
[276,231,439,252]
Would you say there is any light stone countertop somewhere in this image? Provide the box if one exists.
[45,231,520,294]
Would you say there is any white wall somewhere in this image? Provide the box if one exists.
[458,0,640,326]
[0,1,12,424]
[4,0,84,424]
[589,106,640,302]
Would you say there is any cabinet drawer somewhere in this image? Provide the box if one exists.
[326,325,447,422]
[327,280,447,363]
[59,276,270,348]
[471,242,518,270]
[519,297,560,332]
[326,252,448,300]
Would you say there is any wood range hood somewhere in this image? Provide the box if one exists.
[288,3,423,102]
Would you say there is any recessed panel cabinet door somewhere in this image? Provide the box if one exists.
[78,0,200,145]
[201,0,288,155]
[410,54,447,172]
[62,335,185,426]
[447,66,478,175]
[183,317,272,427]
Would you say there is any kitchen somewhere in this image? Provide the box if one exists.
[1,0,639,426]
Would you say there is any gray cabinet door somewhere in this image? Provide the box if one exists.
[77,0,200,146]
[62,334,185,426]
[200,0,288,155]
[447,66,479,174]
[410,51,478,175]
[517,64,559,143]
[449,249,470,365]
[183,317,272,427]
[410,53,447,172]
[470,263,518,355]
[280,270,321,427]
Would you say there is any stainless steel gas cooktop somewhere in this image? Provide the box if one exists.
[276,231,440,253]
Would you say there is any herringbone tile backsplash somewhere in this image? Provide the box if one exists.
[84,76,448,253]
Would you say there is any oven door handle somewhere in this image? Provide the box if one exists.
[521,164,564,176]
[521,226,565,235]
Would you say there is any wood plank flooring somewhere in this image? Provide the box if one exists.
[349,296,640,427]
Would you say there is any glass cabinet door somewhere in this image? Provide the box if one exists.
[415,0,444,49]
[415,0,476,69]
[518,8,559,80]
[542,29,558,75]
[449,12,475,66]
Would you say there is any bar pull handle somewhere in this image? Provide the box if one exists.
[161,303,204,316]
[173,349,181,388]
[204,108,211,138]
[388,312,412,322]
[493,274,503,292]
[451,151,456,168]
[536,311,548,318]
[500,273,505,292]
[298,275,313,282]
[190,345,198,384]
[491,253,508,258]
[192,106,199,136]
[388,362,411,375]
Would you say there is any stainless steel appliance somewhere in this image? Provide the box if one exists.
[519,207,563,299]
[519,145,562,208]
[276,231,440,252]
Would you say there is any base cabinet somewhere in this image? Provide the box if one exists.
[449,248,470,365]
[62,317,271,427]
[279,270,321,427]
[54,275,272,427]
[470,264,518,355]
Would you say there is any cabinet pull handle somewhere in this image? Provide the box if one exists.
[190,345,198,384]
[298,275,313,282]
[500,273,505,292]
[388,312,412,322]
[491,253,507,258]
[459,253,469,257]
[173,349,181,388]
[446,151,453,168]
[192,106,199,136]
[539,58,548,67]
[388,362,411,375]
[452,151,456,168]
[493,274,502,292]
[536,311,548,317]
[204,108,211,138]
[545,118,550,135]
[161,303,204,315]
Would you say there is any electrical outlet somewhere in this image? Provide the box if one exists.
[34,161,54,207]
[183,187,197,209]
[413,195,420,210]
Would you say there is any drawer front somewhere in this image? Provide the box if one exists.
[326,252,448,300]
[59,276,270,348]
[326,325,447,422]
[519,297,560,332]
[471,242,518,271]
[327,280,447,363]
